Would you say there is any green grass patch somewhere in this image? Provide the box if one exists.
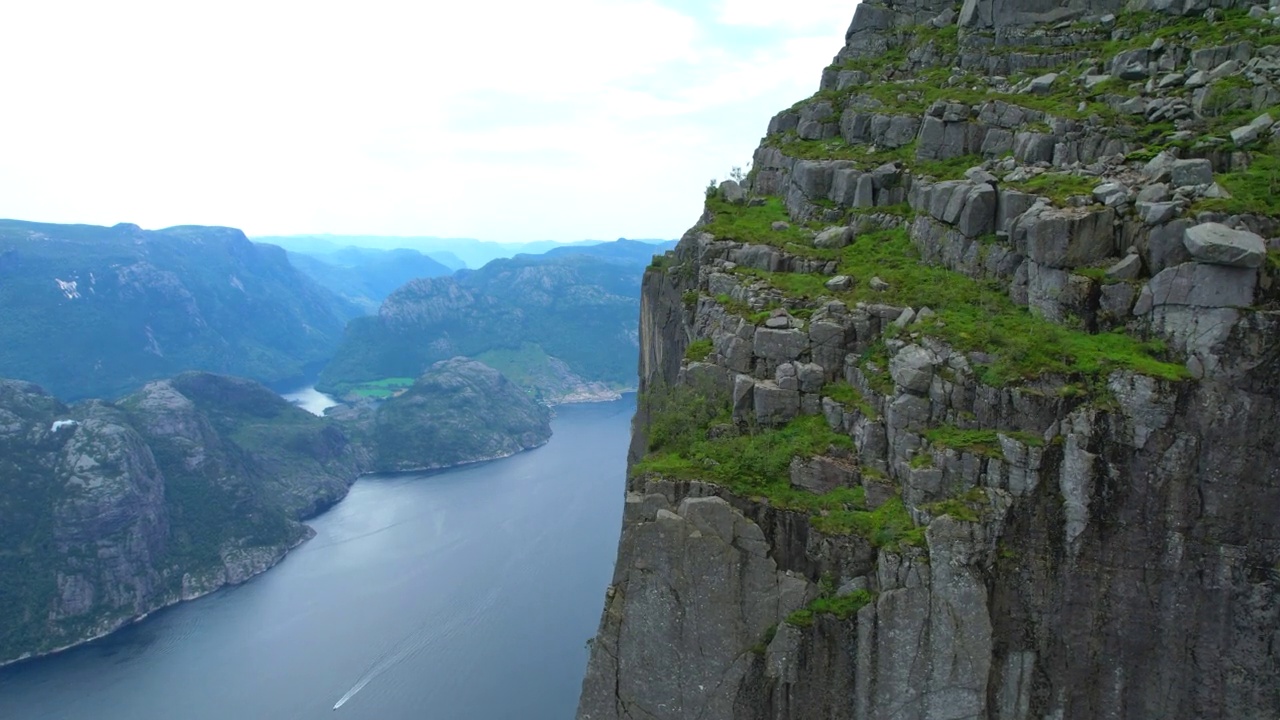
[811,495,926,549]
[822,381,879,419]
[702,196,832,256]
[787,589,876,628]
[913,154,984,180]
[1005,172,1099,204]
[346,377,415,399]
[923,425,1044,458]
[921,488,990,523]
[734,266,837,299]
[1197,145,1280,216]
[635,384,924,548]
[740,228,1188,386]
[767,133,915,166]
[684,339,713,362]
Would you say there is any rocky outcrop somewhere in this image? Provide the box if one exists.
[579,3,1280,718]
[0,374,368,666]
[345,357,553,472]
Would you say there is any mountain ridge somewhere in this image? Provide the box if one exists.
[0,218,357,401]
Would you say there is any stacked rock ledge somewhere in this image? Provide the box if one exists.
[581,3,1280,720]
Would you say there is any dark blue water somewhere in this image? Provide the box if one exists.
[0,397,632,719]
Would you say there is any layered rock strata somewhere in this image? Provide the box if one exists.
[579,2,1280,718]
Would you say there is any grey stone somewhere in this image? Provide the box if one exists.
[719,180,745,204]
[732,374,755,419]
[1170,159,1214,188]
[1203,182,1232,199]
[889,344,936,395]
[754,328,808,362]
[1143,151,1179,182]
[929,7,957,27]
[577,492,808,720]
[1209,59,1241,81]
[1230,122,1262,146]
[1100,282,1137,316]
[795,362,825,393]
[1020,205,1117,269]
[1145,219,1194,274]
[965,167,998,185]
[1084,74,1111,90]
[854,174,876,208]
[815,226,855,249]
[1133,262,1258,314]
[754,382,801,426]
[771,221,791,231]
[1093,182,1129,207]
[957,184,998,238]
[1138,201,1180,226]
[825,275,854,291]
[1112,49,1150,80]
[1106,254,1143,280]
[1136,183,1171,203]
[1183,222,1267,268]
[1229,112,1274,145]
[789,455,856,493]
[1028,72,1059,93]
[893,307,916,328]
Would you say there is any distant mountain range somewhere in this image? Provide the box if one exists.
[286,247,454,315]
[255,233,674,270]
[318,239,676,402]
[0,220,356,400]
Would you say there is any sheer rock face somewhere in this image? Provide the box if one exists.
[579,3,1280,718]
[579,244,1280,720]
[0,376,362,665]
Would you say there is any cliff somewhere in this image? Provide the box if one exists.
[0,374,361,665]
[0,361,551,666]
[579,2,1280,718]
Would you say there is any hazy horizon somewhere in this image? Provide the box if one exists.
[0,0,854,243]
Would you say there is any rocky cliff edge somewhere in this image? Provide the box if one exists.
[579,2,1280,718]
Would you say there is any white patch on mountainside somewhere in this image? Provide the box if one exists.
[50,420,79,432]
[143,326,164,357]
[55,278,80,299]
[229,274,245,292]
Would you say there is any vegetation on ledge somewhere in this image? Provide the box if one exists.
[715,222,1188,386]
[923,425,1044,458]
[634,382,925,550]
[787,588,876,628]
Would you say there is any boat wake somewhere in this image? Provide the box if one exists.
[331,585,500,711]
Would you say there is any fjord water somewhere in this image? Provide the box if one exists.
[280,384,341,416]
[0,396,633,719]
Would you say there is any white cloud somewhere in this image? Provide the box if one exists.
[715,0,856,31]
[0,0,853,242]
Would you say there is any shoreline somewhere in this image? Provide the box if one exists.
[0,428,573,670]
[0,531,309,671]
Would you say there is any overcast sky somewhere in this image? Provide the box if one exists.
[0,0,854,243]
